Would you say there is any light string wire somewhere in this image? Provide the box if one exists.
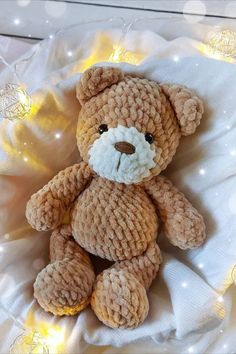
[0,37,49,350]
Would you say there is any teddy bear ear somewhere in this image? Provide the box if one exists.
[160,83,204,136]
[76,66,124,105]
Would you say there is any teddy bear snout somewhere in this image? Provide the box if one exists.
[114,141,136,155]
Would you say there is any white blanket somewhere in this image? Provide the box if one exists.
[0,24,236,354]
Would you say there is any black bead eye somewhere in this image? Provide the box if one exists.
[145,132,154,144]
[98,124,108,134]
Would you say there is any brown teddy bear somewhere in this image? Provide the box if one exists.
[26,66,206,329]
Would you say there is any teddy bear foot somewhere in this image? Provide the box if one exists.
[91,268,149,329]
[34,259,95,316]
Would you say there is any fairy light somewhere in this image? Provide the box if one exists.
[0,301,63,354]
[199,28,236,62]
[0,42,43,120]
[207,29,236,57]
[0,84,31,120]
[8,313,65,354]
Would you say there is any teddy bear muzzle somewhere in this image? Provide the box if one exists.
[88,125,156,184]
[114,141,136,155]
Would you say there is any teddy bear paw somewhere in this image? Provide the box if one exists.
[91,268,149,329]
[34,259,95,316]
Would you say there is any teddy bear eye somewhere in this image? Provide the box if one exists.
[145,132,154,144]
[98,124,108,134]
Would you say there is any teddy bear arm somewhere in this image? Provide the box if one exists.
[144,176,206,249]
[26,161,92,231]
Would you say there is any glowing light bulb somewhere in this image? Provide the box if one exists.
[0,84,31,120]
[10,324,65,354]
[206,29,236,58]
[198,29,236,63]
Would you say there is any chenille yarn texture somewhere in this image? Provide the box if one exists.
[26,66,206,329]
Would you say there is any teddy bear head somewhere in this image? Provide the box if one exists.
[76,66,203,184]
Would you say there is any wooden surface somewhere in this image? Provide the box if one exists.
[0,0,235,42]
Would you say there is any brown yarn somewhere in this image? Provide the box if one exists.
[26,162,92,231]
[144,176,206,249]
[91,269,149,329]
[76,66,124,105]
[34,225,95,316]
[26,66,206,329]
[160,83,204,136]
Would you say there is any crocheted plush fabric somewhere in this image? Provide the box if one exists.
[26,66,206,329]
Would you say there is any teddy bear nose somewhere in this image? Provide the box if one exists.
[114,141,136,155]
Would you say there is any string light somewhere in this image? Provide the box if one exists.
[206,28,236,58]
[10,326,65,354]
[4,304,65,354]
[0,84,31,120]
[199,28,236,62]
[10,331,49,354]
[0,42,44,120]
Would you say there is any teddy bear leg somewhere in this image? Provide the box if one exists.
[91,241,162,328]
[34,225,95,316]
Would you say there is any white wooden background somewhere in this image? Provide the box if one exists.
[0,0,235,42]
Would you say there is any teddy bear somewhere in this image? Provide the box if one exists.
[26,66,206,329]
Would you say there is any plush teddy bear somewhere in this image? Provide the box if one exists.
[26,66,206,329]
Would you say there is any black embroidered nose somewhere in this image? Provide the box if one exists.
[114,141,136,155]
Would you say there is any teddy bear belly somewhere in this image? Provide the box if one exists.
[71,177,158,261]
